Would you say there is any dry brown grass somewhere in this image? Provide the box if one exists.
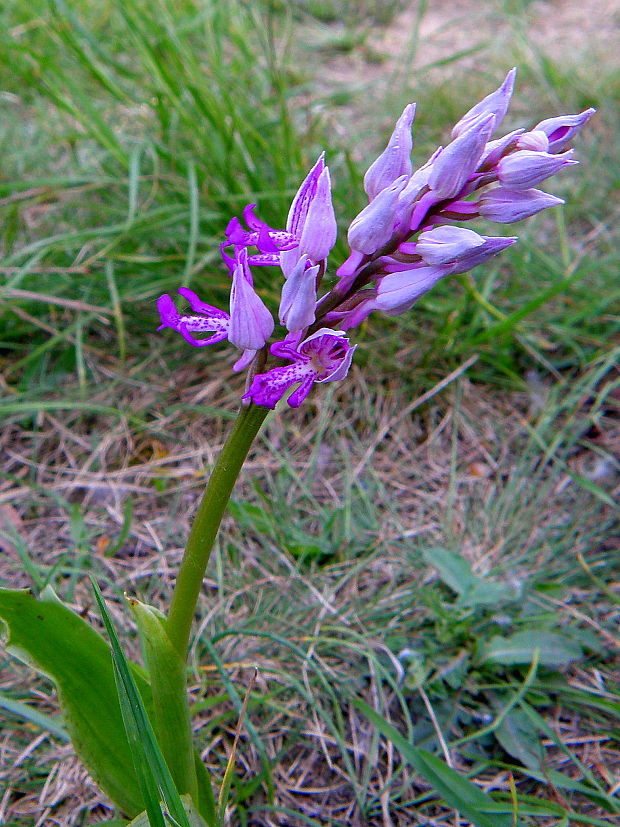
[1,344,618,824]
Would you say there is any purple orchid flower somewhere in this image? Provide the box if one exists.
[479,186,565,222]
[497,149,577,190]
[533,108,596,153]
[157,287,230,347]
[221,203,299,272]
[346,175,409,257]
[278,256,319,333]
[451,68,516,139]
[428,113,497,201]
[280,153,338,278]
[244,329,356,409]
[411,226,518,269]
[228,248,274,354]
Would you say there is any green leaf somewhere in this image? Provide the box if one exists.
[423,547,477,595]
[129,598,199,802]
[422,548,514,607]
[493,702,544,770]
[91,581,192,827]
[353,698,514,827]
[479,630,583,667]
[128,795,208,826]
[0,587,149,816]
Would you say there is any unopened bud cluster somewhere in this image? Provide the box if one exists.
[158,69,594,409]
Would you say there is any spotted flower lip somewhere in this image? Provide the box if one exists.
[244,329,356,409]
[157,287,230,348]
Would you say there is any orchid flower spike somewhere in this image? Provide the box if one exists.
[157,69,593,410]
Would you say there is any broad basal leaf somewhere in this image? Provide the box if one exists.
[479,630,582,667]
[0,587,149,816]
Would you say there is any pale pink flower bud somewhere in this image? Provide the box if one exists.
[347,175,408,255]
[364,103,416,200]
[452,68,516,139]
[429,113,496,200]
[497,149,577,190]
[533,108,596,153]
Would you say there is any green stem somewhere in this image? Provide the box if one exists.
[166,403,269,659]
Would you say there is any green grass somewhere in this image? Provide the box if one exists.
[1,0,619,824]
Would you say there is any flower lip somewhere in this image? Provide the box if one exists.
[244,329,356,409]
[156,289,230,348]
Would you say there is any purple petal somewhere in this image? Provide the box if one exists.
[415,226,486,265]
[157,291,230,348]
[516,130,549,152]
[374,265,449,315]
[364,103,416,200]
[279,257,318,332]
[452,68,516,139]
[177,287,229,318]
[479,186,565,223]
[298,165,337,262]
[286,376,318,408]
[298,329,356,382]
[478,128,524,168]
[157,294,181,330]
[445,236,518,273]
[228,250,274,350]
[348,175,408,255]
[245,328,355,409]
[429,113,496,200]
[533,108,596,153]
[244,362,314,410]
[497,149,577,190]
[233,348,257,372]
[286,154,325,238]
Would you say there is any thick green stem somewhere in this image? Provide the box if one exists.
[166,403,269,659]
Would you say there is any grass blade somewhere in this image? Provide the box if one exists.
[91,579,192,827]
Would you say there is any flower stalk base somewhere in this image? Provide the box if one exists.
[166,403,269,659]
